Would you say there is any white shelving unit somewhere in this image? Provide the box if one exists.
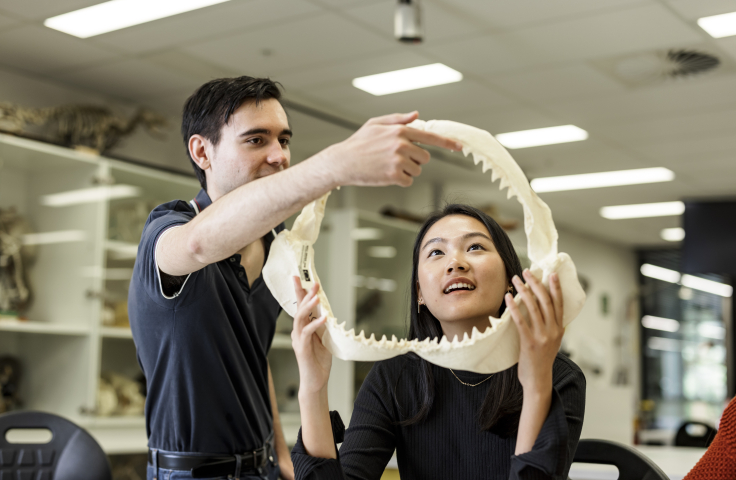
[0,132,199,454]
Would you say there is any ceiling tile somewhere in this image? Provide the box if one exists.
[277,49,435,97]
[342,0,481,46]
[601,108,736,144]
[0,12,20,31]
[144,51,240,85]
[427,34,539,77]
[495,3,704,65]
[0,0,99,20]
[183,12,397,77]
[715,36,736,62]
[488,63,626,102]
[91,0,320,54]
[664,0,736,21]
[445,0,647,30]
[0,25,117,75]
[328,79,513,121]
[58,58,202,100]
[544,72,736,124]
[632,131,736,160]
[308,0,383,8]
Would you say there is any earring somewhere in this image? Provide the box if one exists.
[417,298,424,314]
[506,285,513,294]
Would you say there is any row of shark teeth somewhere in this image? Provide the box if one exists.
[325,316,498,349]
[463,148,521,201]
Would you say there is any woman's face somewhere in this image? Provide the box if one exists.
[416,215,508,329]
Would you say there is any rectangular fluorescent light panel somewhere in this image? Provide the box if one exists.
[681,274,733,298]
[45,0,231,38]
[352,63,462,96]
[531,167,674,193]
[352,228,383,241]
[23,230,86,245]
[648,337,681,352]
[600,201,684,219]
[41,185,141,207]
[642,315,680,332]
[495,125,588,149]
[698,11,736,38]
[641,264,681,283]
[661,227,685,242]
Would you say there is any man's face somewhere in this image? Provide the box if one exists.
[205,98,291,199]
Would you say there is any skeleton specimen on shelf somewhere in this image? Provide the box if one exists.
[0,356,21,413]
[263,119,587,374]
[0,208,35,316]
[0,102,167,154]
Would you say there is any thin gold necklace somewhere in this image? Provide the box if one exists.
[449,369,494,387]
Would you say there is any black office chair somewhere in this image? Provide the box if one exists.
[573,439,669,480]
[0,410,112,480]
[674,421,717,448]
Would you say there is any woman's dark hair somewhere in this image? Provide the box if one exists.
[181,76,283,190]
[399,204,525,437]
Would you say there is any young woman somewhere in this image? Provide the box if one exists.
[289,204,586,479]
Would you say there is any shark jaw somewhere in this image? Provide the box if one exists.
[262,119,586,374]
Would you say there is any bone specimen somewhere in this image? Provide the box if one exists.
[263,120,586,373]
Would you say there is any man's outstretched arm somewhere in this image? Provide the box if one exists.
[156,112,462,277]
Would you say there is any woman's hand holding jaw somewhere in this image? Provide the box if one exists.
[506,270,565,455]
[291,278,336,459]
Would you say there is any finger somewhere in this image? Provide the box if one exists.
[400,157,422,178]
[400,142,431,165]
[403,127,463,152]
[302,314,327,341]
[523,270,555,329]
[506,293,530,337]
[365,111,418,126]
[293,276,307,303]
[294,295,320,333]
[512,275,544,329]
[550,273,564,328]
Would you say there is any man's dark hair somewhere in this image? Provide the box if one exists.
[181,76,283,190]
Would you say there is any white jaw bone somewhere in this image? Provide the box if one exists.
[263,119,586,374]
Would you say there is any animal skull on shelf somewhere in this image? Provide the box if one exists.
[263,119,586,374]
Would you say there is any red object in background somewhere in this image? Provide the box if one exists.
[683,397,736,479]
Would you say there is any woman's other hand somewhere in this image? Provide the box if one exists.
[292,277,332,395]
[506,270,564,394]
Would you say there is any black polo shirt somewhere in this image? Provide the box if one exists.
[129,189,284,454]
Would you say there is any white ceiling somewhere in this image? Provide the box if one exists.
[0,0,735,247]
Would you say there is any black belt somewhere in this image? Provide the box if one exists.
[148,433,274,478]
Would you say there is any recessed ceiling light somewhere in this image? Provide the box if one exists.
[642,315,680,332]
[698,11,736,38]
[681,274,733,298]
[495,125,588,149]
[661,227,685,242]
[600,201,684,219]
[641,264,681,283]
[44,0,231,38]
[41,185,141,207]
[530,167,674,193]
[352,63,462,96]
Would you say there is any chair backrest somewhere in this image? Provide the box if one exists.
[674,421,717,448]
[0,410,112,480]
[573,439,669,480]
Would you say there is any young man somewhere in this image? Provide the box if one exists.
[129,76,461,480]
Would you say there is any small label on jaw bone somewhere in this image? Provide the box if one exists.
[299,244,313,285]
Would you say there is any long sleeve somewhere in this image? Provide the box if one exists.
[509,363,586,480]
[291,363,397,480]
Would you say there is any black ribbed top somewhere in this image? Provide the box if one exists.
[292,353,585,479]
